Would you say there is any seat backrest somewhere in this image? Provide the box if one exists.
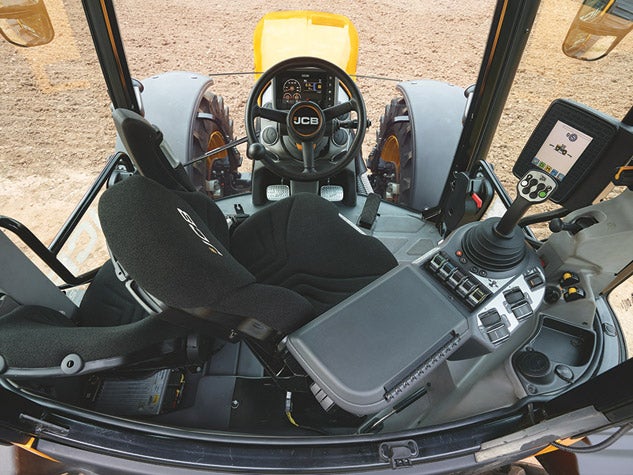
[98,176,314,337]
[113,108,196,192]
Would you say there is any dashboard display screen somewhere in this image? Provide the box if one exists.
[530,120,593,182]
[276,70,329,109]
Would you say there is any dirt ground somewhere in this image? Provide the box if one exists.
[0,0,632,331]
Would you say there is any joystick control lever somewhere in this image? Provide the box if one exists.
[461,170,557,272]
[496,170,557,236]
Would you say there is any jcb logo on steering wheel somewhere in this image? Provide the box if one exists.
[293,116,320,126]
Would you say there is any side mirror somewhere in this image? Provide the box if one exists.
[0,0,54,47]
[563,0,633,61]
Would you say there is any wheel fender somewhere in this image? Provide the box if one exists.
[396,80,466,210]
[115,71,214,165]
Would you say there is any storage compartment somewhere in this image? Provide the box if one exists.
[513,316,595,394]
[531,317,594,367]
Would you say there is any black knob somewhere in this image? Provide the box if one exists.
[544,285,562,304]
[549,218,567,233]
[247,142,268,160]
[549,217,597,235]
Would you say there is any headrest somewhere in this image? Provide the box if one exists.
[113,108,195,192]
[99,175,254,309]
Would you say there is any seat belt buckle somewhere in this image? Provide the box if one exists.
[229,203,250,232]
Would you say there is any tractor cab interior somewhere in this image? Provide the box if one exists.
[0,0,632,447]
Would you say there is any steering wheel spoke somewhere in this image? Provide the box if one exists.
[253,105,288,124]
[324,100,356,121]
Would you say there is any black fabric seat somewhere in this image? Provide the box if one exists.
[0,304,187,374]
[230,193,397,315]
[98,175,397,337]
[0,231,192,379]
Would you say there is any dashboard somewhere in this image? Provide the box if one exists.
[274,69,336,110]
[259,66,351,162]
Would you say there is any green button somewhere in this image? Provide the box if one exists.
[538,191,547,198]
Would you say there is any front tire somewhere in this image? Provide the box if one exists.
[367,97,414,206]
[192,91,243,198]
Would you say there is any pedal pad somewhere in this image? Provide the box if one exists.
[266,184,290,201]
[357,193,382,230]
[320,184,344,202]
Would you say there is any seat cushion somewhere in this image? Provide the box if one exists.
[230,193,398,314]
[0,305,186,369]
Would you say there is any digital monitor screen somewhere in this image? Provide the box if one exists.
[530,120,593,181]
[276,70,328,109]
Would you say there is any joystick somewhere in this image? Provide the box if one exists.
[461,170,557,272]
[496,171,557,236]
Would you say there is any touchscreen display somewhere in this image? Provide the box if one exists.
[530,120,593,181]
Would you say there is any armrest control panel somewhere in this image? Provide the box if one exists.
[286,221,546,416]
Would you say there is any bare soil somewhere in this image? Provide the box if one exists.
[1,0,631,327]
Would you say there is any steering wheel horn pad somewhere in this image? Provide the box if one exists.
[287,102,325,142]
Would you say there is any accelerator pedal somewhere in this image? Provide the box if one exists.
[357,193,382,230]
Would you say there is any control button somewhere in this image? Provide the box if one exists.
[529,178,538,186]
[512,302,533,320]
[455,250,463,257]
[555,364,574,383]
[447,269,466,288]
[520,179,529,187]
[479,269,487,277]
[456,279,478,297]
[471,266,479,274]
[480,310,501,327]
[529,191,538,199]
[559,271,580,288]
[429,253,447,272]
[563,286,586,302]
[525,272,544,289]
[438,261,457,280]
[467,288,488,307]
[459,257,467,264]
[487,326,510,344]
[544,285,562,304]
[504,288,525,305]
[536,182,545,191]
[521,186,530,195]
[261,126,279,145]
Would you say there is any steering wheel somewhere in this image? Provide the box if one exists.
[245,56,367,182]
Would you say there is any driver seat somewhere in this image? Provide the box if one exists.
[99,175,397,340]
